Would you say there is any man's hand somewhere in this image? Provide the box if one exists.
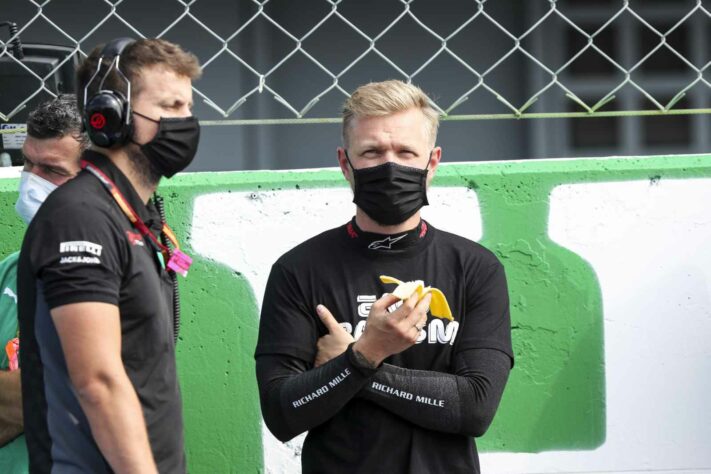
[353,292,430,368]
[315,305,354,367]
[0,369,23,446]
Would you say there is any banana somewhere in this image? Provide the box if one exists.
[379,275,453,321]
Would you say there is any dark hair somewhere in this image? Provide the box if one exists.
[76,38,202,112]
[26,94,88,149]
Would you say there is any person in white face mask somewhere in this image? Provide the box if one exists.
[0,95,85,473]
[14,95,87,224]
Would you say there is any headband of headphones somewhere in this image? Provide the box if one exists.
[101,37,135,59]
[83,37,136,148]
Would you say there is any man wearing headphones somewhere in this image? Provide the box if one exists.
[0,95,86,474]
[17,39,201,473]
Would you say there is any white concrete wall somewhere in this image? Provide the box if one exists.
[483,178,711,474]
[190,177,711,474]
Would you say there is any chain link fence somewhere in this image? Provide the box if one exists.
[1,0,710,133]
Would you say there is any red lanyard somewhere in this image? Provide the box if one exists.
[81,160,185,271]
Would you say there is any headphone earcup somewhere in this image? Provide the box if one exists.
[84,90,131,148]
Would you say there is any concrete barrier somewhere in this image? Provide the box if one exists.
[2,154,710,473]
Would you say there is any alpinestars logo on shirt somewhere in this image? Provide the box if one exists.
[342,293,459,345]
[368,234,407,250]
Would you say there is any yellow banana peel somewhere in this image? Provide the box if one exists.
[379,275,453,321]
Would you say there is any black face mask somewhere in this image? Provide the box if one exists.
[133,111,200,178]
[346,150,431,226]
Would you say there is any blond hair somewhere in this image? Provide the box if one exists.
[342,80,440,147]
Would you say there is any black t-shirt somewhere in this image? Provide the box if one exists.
[17,150,185,474]
[256,219,513,473]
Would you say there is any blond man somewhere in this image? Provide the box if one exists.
[256,80,513,473]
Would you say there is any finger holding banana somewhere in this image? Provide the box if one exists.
[414,310,428,333]
[409,293,431,336]
[353,291,432,367]
[380,275,452,321]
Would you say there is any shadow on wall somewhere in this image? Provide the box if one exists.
[475,176,605,452]
[162,186,264,473]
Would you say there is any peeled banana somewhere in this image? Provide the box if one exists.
[379,275,453,321]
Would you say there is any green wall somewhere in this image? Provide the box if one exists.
[2,154,710,472]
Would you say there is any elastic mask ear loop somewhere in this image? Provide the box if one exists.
[419,149,434,188]
[424,149,434,171]
[344,149,360,187]
[344,149,356,171]
[133,110,159,123]
[130,111,160,147]
[421,149,434,204]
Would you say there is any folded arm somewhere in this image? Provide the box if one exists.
[358,348,511,437]
[256,344,377,442]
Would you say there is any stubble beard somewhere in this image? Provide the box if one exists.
[126,142,162,189]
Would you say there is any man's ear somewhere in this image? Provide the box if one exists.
[428,146,442,172]
[426,146,442,186]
